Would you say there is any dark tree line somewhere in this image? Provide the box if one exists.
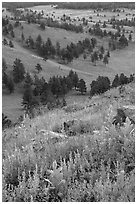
[112,73,134,88]
[2,38,14,48]
[110,17,135,27]
[90,73,134,97]
[108,33,129,50]
[22,69,86,115]
[2,17,16,38]
[2,58,14,94]
[89,22,131,47]
[2,58,26,93]
[90,76,111,96]
[40,17,83,33]
[24,34,99,64]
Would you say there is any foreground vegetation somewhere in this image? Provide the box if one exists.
[2,81,135,202]
[2,3,135,201]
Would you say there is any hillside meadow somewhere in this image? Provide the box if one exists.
[2,81,135,201]
[2,3,135,202]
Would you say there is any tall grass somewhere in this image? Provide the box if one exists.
[2,83,135,201]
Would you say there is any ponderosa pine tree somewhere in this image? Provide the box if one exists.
[107,50,110,57]
[22,84,39,113]
[40,21,45,30]
[73,72,79,89]
[36,34,42,50]
[99,53,103,60]
[56,41,61,57]
[119,73,128,85]
[24,72,33,89]
[103,55,109,65]
[112,74,120,87]
[93,51,98,65]
[21,32,25,42]
[9,40,14,48]
[13,58,25,83]
[91,37,97,48]
[3,38,8,45]
[35,63,42,73]
[128,33,132,41]
[77,79,87,94]
[100,45,105,54]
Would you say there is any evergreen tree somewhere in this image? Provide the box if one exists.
[119,73,128,85]
[62,98,67,107]
[103,21,106,28]
[36,34,42,50]
[9,40,14,48]
[107,50,110,57]
[65,76,73,90]
[128,33,132,41]
[112,74,120,87]
[40,82,49,104]
[100,45,105,54]
[61,80,68,95]
[91,37,97,48]
[77,79,87,94]
[46,37,53,56]
[129,74,134,83]
[40,22,45,30]
[3,38,8,45]
[21,32,25,42]
[93,51,98,65]
[103,55,109,65]
[50,45,56,58]
[73,72,79,89]
[26,36,34,49]
[90,76,110,96]
[35,63,42,73]
[3,26,9,35]
[56,41,61,57]
[13,58,25,83]
[33,76,45,96]
[119,34,128,47]
[22,84,39,112]
[49,76,62,96]
[99,53,103,60]
[24,72,33,89]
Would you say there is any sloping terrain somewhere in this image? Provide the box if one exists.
[2,81,135,202]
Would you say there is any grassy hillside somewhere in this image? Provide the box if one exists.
[2,81,135,202]
[13,21,100,48]
[2,2,135,125]
[2,37,135,122]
